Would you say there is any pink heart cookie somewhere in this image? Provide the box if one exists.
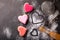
[18,14,28,24]
[24,2,34,12]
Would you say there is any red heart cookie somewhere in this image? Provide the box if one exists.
[24,2,34,12]
[17,26,27,37]
[18,14,28,24]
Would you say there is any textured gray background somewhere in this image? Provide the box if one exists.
[0,0,60,40]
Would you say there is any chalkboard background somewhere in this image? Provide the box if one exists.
[0,0,60,40]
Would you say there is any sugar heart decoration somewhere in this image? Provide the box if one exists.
[18,14,28,24]
[17,26,27,37]
[24,2,33,12]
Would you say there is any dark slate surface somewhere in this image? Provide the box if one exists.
[0,0,60,40]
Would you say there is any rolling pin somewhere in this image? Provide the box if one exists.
[39,26,60,40]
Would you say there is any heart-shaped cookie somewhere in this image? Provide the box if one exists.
[24,2,33,12]
[17,26,27,37]
[18,14,28,24]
